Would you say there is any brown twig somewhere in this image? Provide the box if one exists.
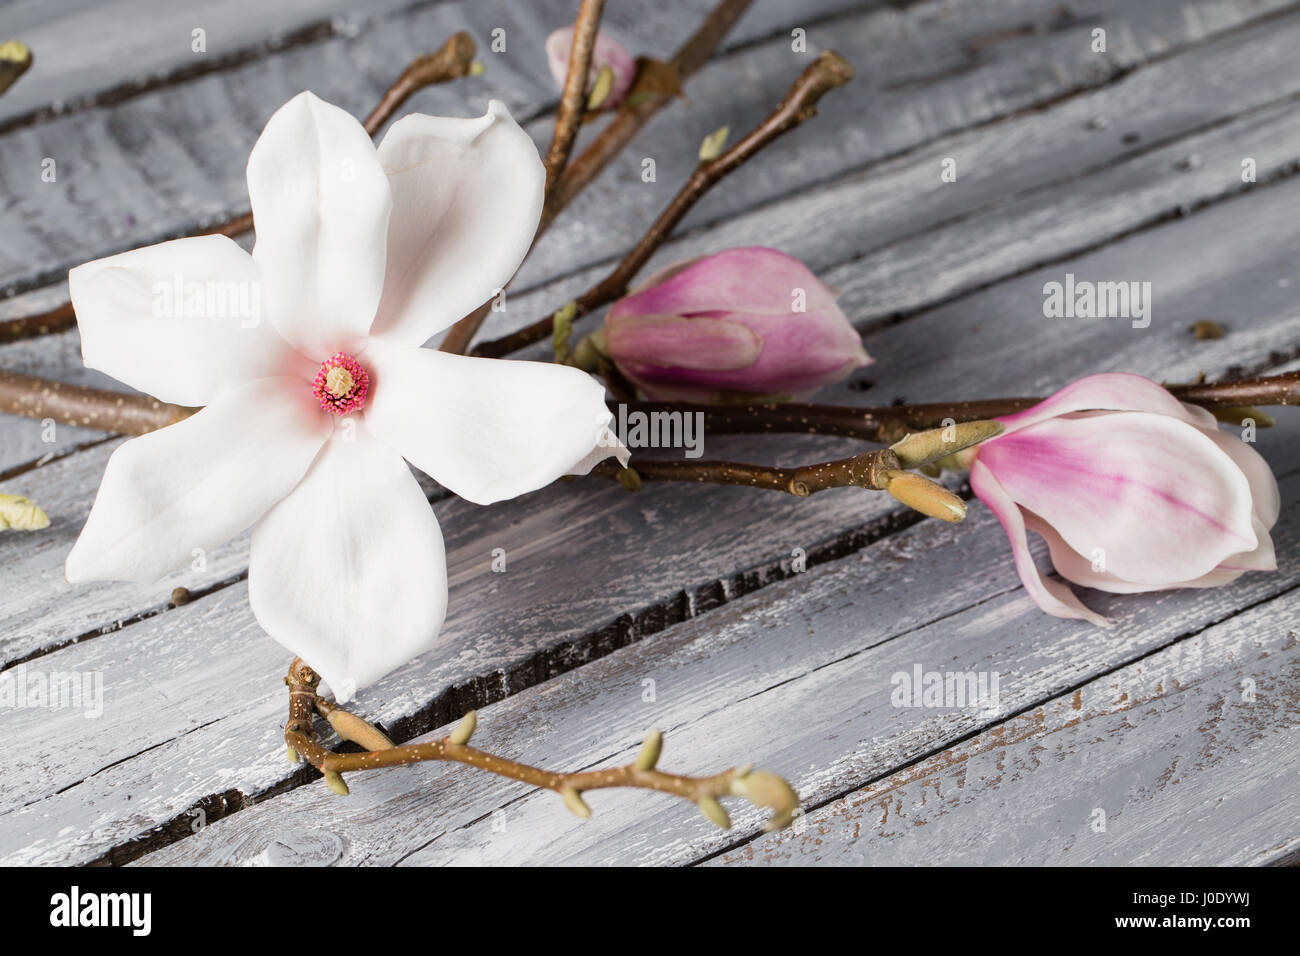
[437,0,756,355]
[361,31,478,135]
[542,0,606,195]
[614,371,1300,444]
[593,446,899,496]
[0,370,193,435]
[0,33,477,348]
[3,369,1297,446]
[283,659,799,832]
[474,50,854,360]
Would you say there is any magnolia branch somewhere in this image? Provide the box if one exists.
[590,421,1005,525]
[2,368,1296,444]
[0,369,192,435]
[618,371,1300,444]
[284,659,799,832]
[474,49,855,359]
[542,0,606,195]
[0,32,478,347]
[437,0,756,355]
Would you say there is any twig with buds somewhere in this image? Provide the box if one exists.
[615,370,1300,443]
[542,0,606,195]
[283,659,799,833]
[473,49,855,360]
[2,369,1295,444]
[592,421,1003,524]
[437,0,756,355]
[0,32,478,347]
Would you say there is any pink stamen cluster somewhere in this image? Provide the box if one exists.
[312,352,370,416]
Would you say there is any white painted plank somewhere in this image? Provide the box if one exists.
[2,2,1299,861]
[132,449,1300,866]
[0,0,1285,302]
[710,594,1300,866]
[5,0,1297,470]
[0,0,863,297]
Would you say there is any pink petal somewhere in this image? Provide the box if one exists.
[978,412,1257,584]
[610,247,840,320]
[970,461,1111,626]
[998,372,1216,435]
[605,313,762,372]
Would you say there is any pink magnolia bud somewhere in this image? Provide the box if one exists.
[603,247,872,402]
[545,26,636,110]
[966,373,1280,625]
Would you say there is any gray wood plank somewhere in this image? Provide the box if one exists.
[710,592,1300,866]
[0,0,864,298]
[4,4,1300,861]
[5,0,1297,471]
[130,435,1300,866]
[0,0,1285,302]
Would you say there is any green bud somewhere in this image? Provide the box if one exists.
[636,730,663,770]
[560,786,592,819]
[698,796,731,830]
[448,710,477,746]
[698,125,730,162]
[889,420,1003,468]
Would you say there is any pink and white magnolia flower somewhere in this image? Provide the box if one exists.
[966,373,1280,625]
[65,92,624,700]
[603,247,871,402]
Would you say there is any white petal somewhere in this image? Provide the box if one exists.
[69,235,304,406]
[248,430,447,702]
[369,100,544,348]
[1198,426,1281,528]
[66,378,331,585]
[247,92,392,357]
[568,426,630,475]
[364,346,617,505]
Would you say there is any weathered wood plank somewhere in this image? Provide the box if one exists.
[5,0,1298,471]
[11,11,1300,638]
[5,5,1300,859]
[710,593,1300,866]
[3,140,1299,864]
[515,0,1300,296]
[130,439,1300,866]
[0,0,1287,303]
[0,0,863,298]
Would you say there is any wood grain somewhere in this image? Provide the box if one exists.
[1,0,1297,866]
[131,446,1300,865]
[711,592,1300,866]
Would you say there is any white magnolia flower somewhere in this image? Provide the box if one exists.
[65,92,624,701]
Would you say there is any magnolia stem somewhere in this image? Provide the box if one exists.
[283,659,798,831]
[0,33,477,347]
[437,0,756,355]
[473,49,855,360]
[2,369,1296,442]
[617,371,1300,443]
[0,369,192,435]
[542,0,606,195]
[592,446,898,496]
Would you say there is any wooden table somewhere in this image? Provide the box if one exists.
[1,0,1296,866]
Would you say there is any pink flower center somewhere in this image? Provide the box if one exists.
[312,353,370,416]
